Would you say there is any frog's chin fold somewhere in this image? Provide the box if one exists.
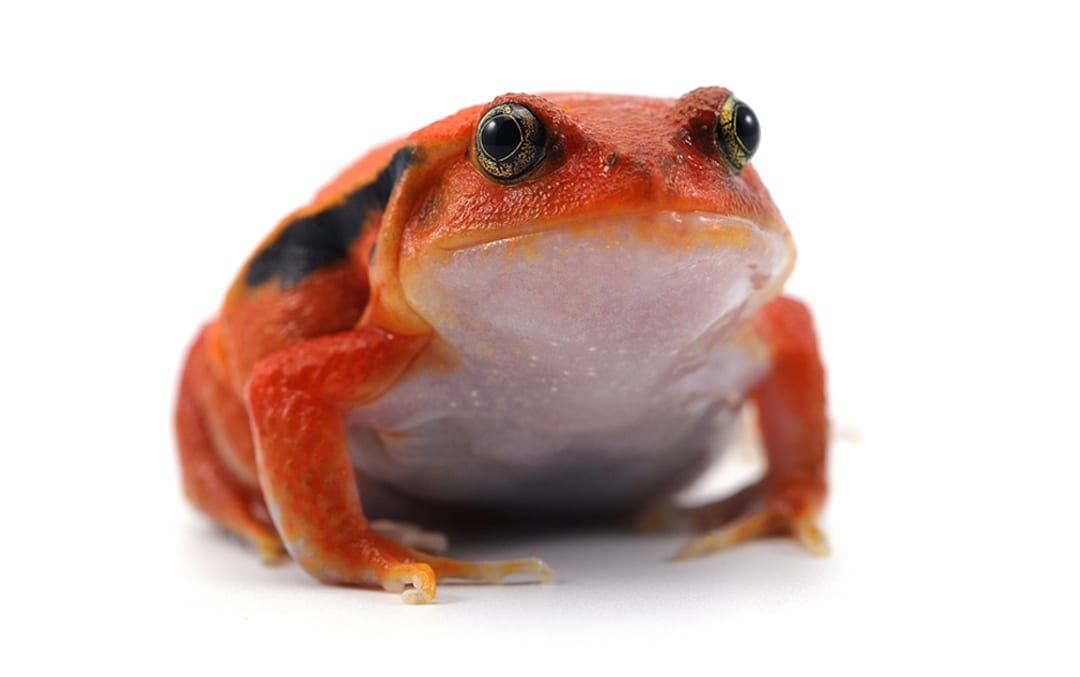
[402,210,795,354]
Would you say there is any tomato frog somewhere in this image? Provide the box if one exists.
[175,87,829,604]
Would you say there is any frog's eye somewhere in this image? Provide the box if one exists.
[475,102,548,181]
[716,96,760,172]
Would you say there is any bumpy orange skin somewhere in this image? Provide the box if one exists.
[175,87,828,602]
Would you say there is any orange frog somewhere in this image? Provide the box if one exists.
[175,87,828,604]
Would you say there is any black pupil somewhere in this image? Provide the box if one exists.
[480,116,523,161]
[735,104,760,154]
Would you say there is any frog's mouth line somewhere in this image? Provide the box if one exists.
[433,210,784,255]
[400,210,795,352]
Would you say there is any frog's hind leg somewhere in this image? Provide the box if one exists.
[176,325,285,561]
[667,296,830,559]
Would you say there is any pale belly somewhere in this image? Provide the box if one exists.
[348,212,788,514]
[346,333,769,515]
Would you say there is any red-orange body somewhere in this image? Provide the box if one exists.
[176,87,828,603]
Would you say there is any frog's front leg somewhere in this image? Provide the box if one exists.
[246,325,554,604]
[675,295,829,558]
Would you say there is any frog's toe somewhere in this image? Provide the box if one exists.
[381,563,438,604]
[378,552,554,604]
[423,554,556,586]
[369,519,449,554]
[675,511,829,559]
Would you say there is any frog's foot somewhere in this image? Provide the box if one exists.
[673,477,829,560]
[296,527,555,605]
[370,519,448,554]
[424,553,557,586]
[378,552,556,605]
[379,563,439,605]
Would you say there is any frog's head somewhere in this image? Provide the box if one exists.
[364,87,794,357]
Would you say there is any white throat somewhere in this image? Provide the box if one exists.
[348,211,793,511]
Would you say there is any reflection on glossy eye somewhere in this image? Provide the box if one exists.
[474,102,547,181]
[716,97,760,171]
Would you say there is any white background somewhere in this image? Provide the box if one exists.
[2,1,1078,674]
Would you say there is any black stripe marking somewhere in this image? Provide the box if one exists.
[245,146,415,288]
